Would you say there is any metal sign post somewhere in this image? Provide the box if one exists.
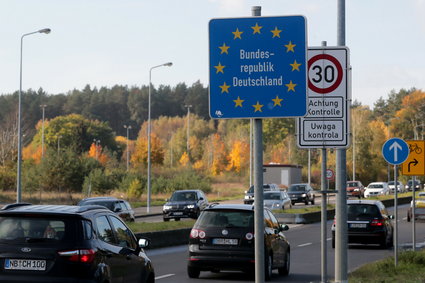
[382,137,409,266]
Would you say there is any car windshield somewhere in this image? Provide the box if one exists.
[288,185,306,192]
[348,204,380,220]
[388,181,395,185]
[368,184,383,189]
[264,193,281,200]
[0,216,75,243]
[195,210,253,228]
[170,192,197,202]
[347,182,358,187]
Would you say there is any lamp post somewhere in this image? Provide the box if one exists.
[124,125,132,171]
[57,135,62,154]
[40,104,47,158]
[147,62,172,213]
[17,28,51,203]
[93,139,100,160]
[184,104,192,155]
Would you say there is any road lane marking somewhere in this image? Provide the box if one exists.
[156,274,175,280]
[298,242,312,247]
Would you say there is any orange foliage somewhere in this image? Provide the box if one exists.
[179,152,190,167]
[226,140,249,173]
[131,133,164,167]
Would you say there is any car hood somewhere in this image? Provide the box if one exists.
[365,188,384,192]
[264,200,281,206]
[165,201,197,206]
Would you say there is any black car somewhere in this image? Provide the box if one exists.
[163,190,208,222]
[331,199,394,248]
[78,197,136,222]
[0,203,154,283]
[287,183,315,205]
[187,204,290,281]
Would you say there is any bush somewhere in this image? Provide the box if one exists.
[151,168,212,194]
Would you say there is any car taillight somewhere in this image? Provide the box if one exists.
[370,219,384,226]
[58,249,96,263]
[190,229,206,239]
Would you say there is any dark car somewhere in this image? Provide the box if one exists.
[163,190,208,221]
[243,183,280,204]
[287,183,315,205]
[0,203,154,283]
[346,181,365,198]
[78,197,136,222]
[331,199,394,248]
[405,179,422,191]
[187,203,290,281]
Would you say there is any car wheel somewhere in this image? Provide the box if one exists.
[291,201,295,205]
[278,250,290,276]
[163,218,170,222]
[265,253,273,281]
[311,196,315,205]
[332,236,335,249]
[407,213,411,222]
[379,236,388,249]
[187,266,200,278]
[304,199,309,205]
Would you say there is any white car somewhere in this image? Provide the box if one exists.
[388,181,405,193]
[364,182,389,198]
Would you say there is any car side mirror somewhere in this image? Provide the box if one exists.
[279,224,289,232]
[244,190,247,194]
[114,207,122,212]
[199,197,204,200]
[389,215,394,219]
[138,238,150,248]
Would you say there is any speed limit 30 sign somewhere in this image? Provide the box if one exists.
[297,47,351,148]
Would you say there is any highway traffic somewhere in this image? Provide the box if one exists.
[146,204,424,282]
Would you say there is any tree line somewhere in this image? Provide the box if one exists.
[0,83,423,198]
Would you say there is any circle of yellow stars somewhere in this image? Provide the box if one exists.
[213,21,302,113]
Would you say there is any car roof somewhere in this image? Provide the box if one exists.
[80,196,120,202]
[172,190,200,193]
[290,183,309,186]
[205,203,254,211]
[368,182,386,185]
[0,203,109,215]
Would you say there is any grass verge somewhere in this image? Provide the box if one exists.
[349,250,425,282]
[127,220,196,233]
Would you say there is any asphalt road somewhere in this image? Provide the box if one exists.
[146,204,425,283]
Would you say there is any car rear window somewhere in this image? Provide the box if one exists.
[0,215,77,243]
[195,210,253,228]
[348,204,380,219]
[264,193,281,200]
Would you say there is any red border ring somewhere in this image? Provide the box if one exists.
[308,54,343,94]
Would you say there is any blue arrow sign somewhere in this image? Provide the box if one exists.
[382,138,409,165]
[209,16,307,119]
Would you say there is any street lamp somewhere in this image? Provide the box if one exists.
[124,125,132,171]
[93,139,100,160]
[184,105,192,155]
[147,62,172,213]
[40,104,47,158]
[17,28,51,203]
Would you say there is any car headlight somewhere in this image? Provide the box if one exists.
[354,188,359,191]
[302,194,306,197]
[163,205,172,210]
[244,195,249,199]
[186,204,195,209]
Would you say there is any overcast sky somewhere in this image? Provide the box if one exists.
[1,0,424,108]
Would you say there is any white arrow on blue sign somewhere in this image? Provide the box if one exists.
[382,138,409,165]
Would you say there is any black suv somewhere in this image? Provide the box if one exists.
[187,204,290,281]
[331,199,394,248]
[287,183,315,205]
[78,197,136,222]
[0,203,154,283]
[163,190,208,221]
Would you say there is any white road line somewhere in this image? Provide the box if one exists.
[298,242,312,247]
[155,274,175,280]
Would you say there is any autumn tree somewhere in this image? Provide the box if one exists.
[226,140,249,173]
[131,133,164,167]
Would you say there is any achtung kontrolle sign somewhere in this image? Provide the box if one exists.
[297,47,351,148]
[209,16,307,119]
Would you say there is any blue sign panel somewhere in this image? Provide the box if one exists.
[209,16,307,119]
[382,138,409,165]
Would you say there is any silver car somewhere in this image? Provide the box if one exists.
[263,191,292,211]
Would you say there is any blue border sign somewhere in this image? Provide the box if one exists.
[382,138,409,165]
[209,16,307,119]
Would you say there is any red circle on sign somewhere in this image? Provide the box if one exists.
[308,54,343,94]
[326,169,334,180]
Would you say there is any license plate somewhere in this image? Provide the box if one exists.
[349,223,367,228]
[173,212,183,216]
[212,238,238,245]
[291,197,297,200]
[4,259,46,271]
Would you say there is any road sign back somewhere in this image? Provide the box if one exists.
[402,140,425,176]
